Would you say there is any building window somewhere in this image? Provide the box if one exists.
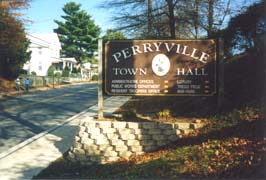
[38,48,42,55]
[38,62,42,71]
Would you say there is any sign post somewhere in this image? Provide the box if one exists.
[98,39,104,120]
[218,38,224,111]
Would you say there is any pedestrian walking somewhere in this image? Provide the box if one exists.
[25,78,30,92]
[15,78,20,91]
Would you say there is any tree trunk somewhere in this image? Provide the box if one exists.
[195,0,199,39]
[166,0,176,39]
[208,0,214,37]
[147,0,152,37]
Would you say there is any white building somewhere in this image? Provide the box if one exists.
[23,33,77,76]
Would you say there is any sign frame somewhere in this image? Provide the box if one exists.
[103,39,217,96]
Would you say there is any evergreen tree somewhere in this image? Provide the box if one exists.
[54,2,101,64]
[102,29,126,40]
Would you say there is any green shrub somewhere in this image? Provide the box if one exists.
[47,65,54,76]
[62,66,70,77]
[55,72,61,78]
[157,109,171,119]
[91,74,98,81]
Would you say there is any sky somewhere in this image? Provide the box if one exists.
[21,0,257,35]
[21,0,113,34]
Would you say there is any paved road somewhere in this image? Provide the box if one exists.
[0,83,98,153]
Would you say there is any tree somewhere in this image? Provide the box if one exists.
[0,9,31,80]
[54,2,101,64]
[99,0,157,38]
[102,29,127,40]
[224,0,265,56]
[100,0,249,39]
[0,0,31,10]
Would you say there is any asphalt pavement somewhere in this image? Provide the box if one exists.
[0,83,131,180]
[0,83,99,153]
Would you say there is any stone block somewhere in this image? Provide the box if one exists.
[119,151,132,158]
[120,133,136,140]
[140,140,155,146]
[104,150,118,157]
[111,139,125,146]
[96,121,112,128]
[156,140,168,146]
[152,134,167,141]
[180,129,192,134]
[168,135,180,142]
[84,144,100,155]
[127,122,141,129]
[158,123,173,129]
[90,133,106,140]
[176,129,181,135]
[142,122,157,129]
[143,146,157,152]
[114,145,128,151]
[84,122,97,129]
[90,156,102,163]
[67,152,75,159]
[73,148,86,156]
[76,153,87,161]
[75,136,81,142]
[112,122,127,128]
[127,139,141,146]
[95,137,109,145]
[86,149,101,155]
[73,142,83,149]
[99,144,113,151]
[106,133,119,140]
[148,129,162,135]
[162,129,176,135]
[78,131,88,137]
[136,134,152,140]
[135,151,145,155]
[117,128,134,134]
[190,123,204,129]
[101,128,116,134]
[81,138,94,145]
[175,122,190,130]
[79,126,86,132]
[105,156,120,162]
[130,145,143,152]
[133,129,143,134]
[87,127,101,134]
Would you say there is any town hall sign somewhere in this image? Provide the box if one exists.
[104,40,216,96]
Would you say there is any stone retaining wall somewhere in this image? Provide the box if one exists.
[67,118,204,165]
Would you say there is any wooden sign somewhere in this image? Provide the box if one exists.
[104,40,216,96]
